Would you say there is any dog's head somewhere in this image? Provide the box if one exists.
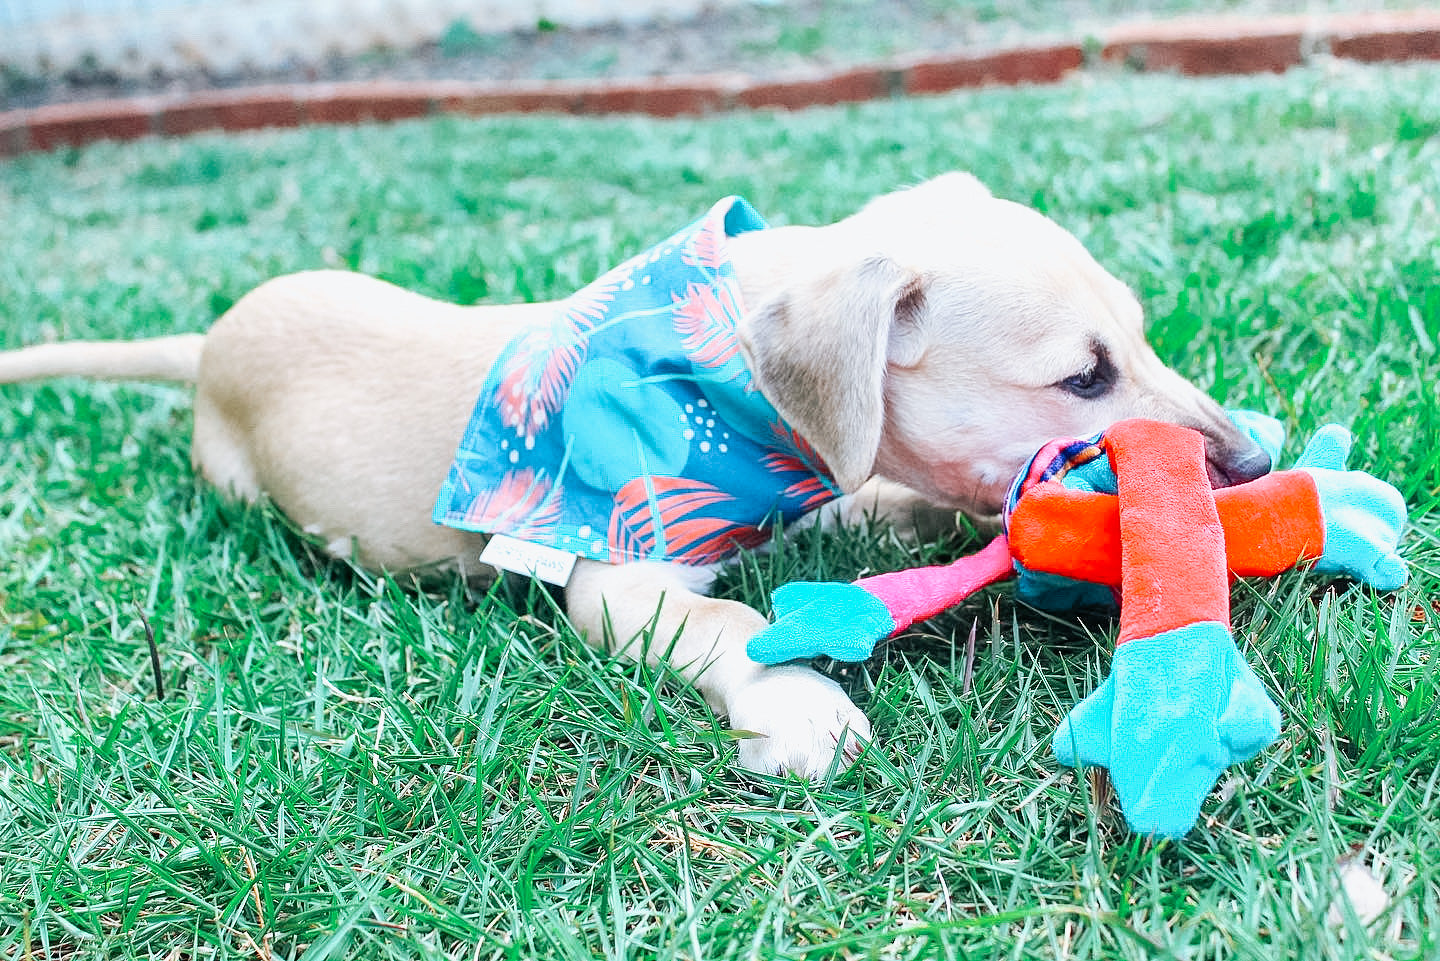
[739,173,1271,516]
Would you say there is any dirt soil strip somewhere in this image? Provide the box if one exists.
[3,10,1439,157]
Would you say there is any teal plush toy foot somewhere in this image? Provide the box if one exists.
[1053,622,1281,839]
[746,581,896,664]
[1293,425,1409,590]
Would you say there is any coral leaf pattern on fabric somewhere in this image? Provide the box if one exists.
[681,219,726,272]
[673,281,745,375]
[463,468,561,540]
[609,476,769,564]
[765,420,840,510]
[761,452,838,512]
[493,277,621,442]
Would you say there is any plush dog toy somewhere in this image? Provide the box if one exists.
[747,415,1408,839]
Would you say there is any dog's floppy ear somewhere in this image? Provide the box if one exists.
[741,256,926,493]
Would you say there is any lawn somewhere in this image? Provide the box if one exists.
[1,60,1438,959]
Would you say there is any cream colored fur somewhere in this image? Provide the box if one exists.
[0,173,1267,779]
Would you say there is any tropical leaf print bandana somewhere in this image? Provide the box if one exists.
[433,197,842,566]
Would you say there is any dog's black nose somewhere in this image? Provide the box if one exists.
[1216,442,1272,487]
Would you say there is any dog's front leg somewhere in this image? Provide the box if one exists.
[565,559,871,779]
[801,476,966,543]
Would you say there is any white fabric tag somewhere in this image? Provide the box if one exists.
[479,534,578,587]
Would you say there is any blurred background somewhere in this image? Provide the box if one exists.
[0,0,1417,109]
[1,0,724,82]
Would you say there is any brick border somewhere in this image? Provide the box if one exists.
[3,10,1439,157]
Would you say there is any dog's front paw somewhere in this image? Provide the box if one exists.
[727,665,872,780]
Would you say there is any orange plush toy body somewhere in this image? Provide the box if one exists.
[747,416,1407,838]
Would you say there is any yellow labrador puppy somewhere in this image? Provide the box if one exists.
[0,173,1269,779]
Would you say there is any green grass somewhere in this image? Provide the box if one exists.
[2,61,1439,959]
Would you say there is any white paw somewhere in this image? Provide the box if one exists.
[727,665,873,780]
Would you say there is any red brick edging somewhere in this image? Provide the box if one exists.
[3,10,1439,157]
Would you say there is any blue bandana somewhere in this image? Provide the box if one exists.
[433,197,842,565]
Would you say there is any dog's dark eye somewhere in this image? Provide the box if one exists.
[1061,368,1102,395]
[1057,350,1115,399]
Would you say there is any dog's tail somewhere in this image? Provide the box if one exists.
[0,334,205,385]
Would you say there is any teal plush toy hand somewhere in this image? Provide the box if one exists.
[1292,425,1408,590]
[1052,622,1281,839]
[747,581,896,664]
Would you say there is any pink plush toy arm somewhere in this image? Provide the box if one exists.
[745,536,1014,664]
[853,535,1015,630]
